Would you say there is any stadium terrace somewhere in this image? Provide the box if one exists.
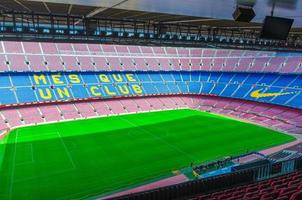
[0,1,302,200]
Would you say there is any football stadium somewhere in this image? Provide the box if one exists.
[0,1,302,200]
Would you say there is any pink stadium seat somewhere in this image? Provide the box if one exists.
[191,58,201,70]
[90,101,112,116]
[241,113,255,119]
[102,45,116,54]
[160,97,178,109]
[133,58,147,71]
[92,57,110,71]
[177,48,190,57]
[61,56,79,71]
[264,57,285,72]
[0,42,3,53]
[190,49,202,57]
[40,42,58,54]
[237,58,254,71]
[200,58,212,71]
[152,47,166,55]
[140,46,153,55]
[133,98,151,111]
[18,107,43,124]
[283,57,301,73]
[39,105,62,122]
[107,57,123,71]
[211,58,224,71]
[0,55,9,71]
[74,102,96,117]
[107,100,126,114]
[3,41,23,53]
[146,98,164,110]
[23,42,42,54]
[252,104,271,113]
[73,43,89,53]
[44,55,64,71]
[295,64,302,73]
[157,58,171,71]
[263,119,282,126]
[278,108,301,119]
[170,58,181,71]
[172,96,188,107]
[57,104,80,119]
[87,44,102,53]
[115,45,129,54]
[166,47,178,56]
[77,56,95,71]
[7,55,29,71]
[119,57,136,71]
[27,55,47,71]
[179,58,191,70]
[0,113,8,131]
[1,109,22,127]
[203,49,215,57]
[57,43,74,53]
[224,58,239,71]
[128,45,141,54]
[249,57,269,72]
[119,99,139,113]
[215,49,230,57]
[145,57,160,71]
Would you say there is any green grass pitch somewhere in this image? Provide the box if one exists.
[0,109,295,200]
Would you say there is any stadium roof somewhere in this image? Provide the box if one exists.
[0,0,301,32]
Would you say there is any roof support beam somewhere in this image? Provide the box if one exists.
[43,2,51,13]
[74,0,129,25]
[68,4,73,15]
[162,18,218,24]
[14,0,32,12]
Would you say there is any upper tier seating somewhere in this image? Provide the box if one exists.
[0,41,301,73]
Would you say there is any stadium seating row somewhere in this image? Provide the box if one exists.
[0,72,301,109]
[0,41,301,73]
[195,170,302,200]
[0,95,301,135]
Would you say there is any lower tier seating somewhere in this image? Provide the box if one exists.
[0,95,301,137]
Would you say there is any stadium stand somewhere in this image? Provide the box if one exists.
[1,95,302,136]
[1,41,302,138]
[0,41,301,73]
[106,151,302,200]
[1,1,302,199]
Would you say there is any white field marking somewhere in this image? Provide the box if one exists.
[2,107,189,136]
[31,143,34,163]
[120,117,199,162]
[56,131,76,169]
[13,167,76,184]
[15,143,35,167]
[8,129,18,200]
